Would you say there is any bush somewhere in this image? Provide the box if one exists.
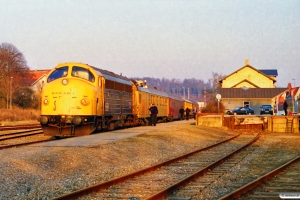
[13,87,38,109]
[201,101,225,113]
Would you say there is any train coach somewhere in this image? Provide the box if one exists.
[168,94,185,121]
[185,98,200,119]
[132,80,169,125]
[39,62,198,137]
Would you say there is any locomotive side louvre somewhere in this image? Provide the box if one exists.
[92,67,137,130]
[103,79,132,116]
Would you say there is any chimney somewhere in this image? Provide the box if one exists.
[245,59,249,65]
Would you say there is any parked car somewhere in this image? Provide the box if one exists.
[227,106,255,115]
[260,104,273,115]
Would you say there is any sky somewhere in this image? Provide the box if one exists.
[1,0,299,87]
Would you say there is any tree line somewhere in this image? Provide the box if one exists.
[131,77,206,101]
[131,72,226,103]
[0,42,226,110]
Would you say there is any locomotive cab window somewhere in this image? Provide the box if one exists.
[72,66,95,82]
[47,66,68,82]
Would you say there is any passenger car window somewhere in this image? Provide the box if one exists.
[71,66,95,82]
[48,66,68,82]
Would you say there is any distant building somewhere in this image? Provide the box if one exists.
[276,84,300,114]
[197,102,205,108]
[217,60,288,115]
[28,69,51,94]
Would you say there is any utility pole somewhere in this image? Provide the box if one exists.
[10,77,13,109]
[292,79,296,113]
[204,86,207,106]
[292,79,296,88]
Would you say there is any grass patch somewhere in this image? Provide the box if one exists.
[0,108,40,124]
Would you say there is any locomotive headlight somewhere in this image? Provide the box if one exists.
[62,79,68,85]
[43,99,49,105]
[40,116,48,125]
[81,98,90,106]
[72,116,82,125]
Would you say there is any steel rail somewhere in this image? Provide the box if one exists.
[0,124,41,131]
[218,155,300,200]
[145,133,260,200]
[52,133,243,200]
[0,139,54,150]
[0,128,42,137]
[0,130,43,141]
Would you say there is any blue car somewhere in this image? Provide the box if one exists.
[227,106,255,115]
[260,105,273,115]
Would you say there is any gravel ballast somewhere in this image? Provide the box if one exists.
[0,122,299,199]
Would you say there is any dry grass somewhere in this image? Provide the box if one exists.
[0,108,40,125]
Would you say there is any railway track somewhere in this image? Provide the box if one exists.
[0,128,43,140]
[52,132,260,200]
[170,133,300,200]
[167,137,264,200]
[0,124,41,131]
[0,124,54,149]
[219,156,300,200]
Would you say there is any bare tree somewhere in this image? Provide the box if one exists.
[205,72,227,103]
[211,72,226,90]
[0,43,31,108]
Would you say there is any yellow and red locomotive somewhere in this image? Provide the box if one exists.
[40,62,198,137]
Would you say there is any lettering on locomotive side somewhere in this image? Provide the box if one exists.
[51,92,74,95]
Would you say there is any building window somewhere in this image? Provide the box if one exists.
[244,101,250,107]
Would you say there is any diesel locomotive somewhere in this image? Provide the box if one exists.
[39,62,198,136]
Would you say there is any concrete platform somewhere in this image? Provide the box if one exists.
[30,120,194,147]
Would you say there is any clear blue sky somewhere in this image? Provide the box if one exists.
[1,0,299,87]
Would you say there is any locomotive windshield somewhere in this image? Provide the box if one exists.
[71,66,95,82]
[47,66,68,82]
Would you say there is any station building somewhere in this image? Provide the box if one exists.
[217,60,288,115]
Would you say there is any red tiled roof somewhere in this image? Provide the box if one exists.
[29,70,51,79]
[28,70,51,85]
[290,87,300,96]
[217,88,288,98]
